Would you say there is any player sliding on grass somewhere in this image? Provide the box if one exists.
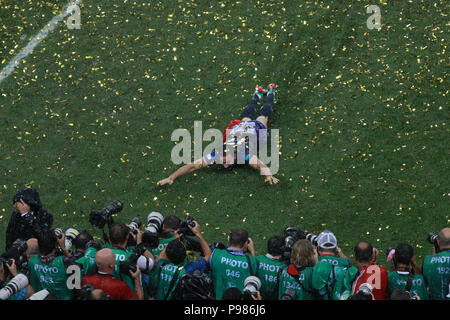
[157,84,280,186]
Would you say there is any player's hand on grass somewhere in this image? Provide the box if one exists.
[264,176,279,185]
[157,177,173,186]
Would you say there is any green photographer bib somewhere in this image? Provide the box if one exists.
[75,247,98,276]
[278,266,316,300]
[150,236,175,259]
[318,255,351,268]
[422,250,450,300]
[210,249,258,300]
[387,271,428,300]
[312,260,358,300]
[109,247,135,292]
[29,254,72,300]
[255,254,287,300]
[155,259,186,300]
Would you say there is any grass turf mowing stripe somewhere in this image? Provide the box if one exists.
[0,0,82,84]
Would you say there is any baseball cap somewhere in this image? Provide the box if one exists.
[317,230,337,249]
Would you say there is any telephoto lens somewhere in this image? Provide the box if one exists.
[54,228,64,239]
[427,232,438,245]
[27,289,51,300]
[0,274,29,300]
[128,217,142,234]
[305,232,318,246]
[358,283,373,295]
[142,211,164,249]
[146,211,164,233]
[243,276,261,299]
[89,200,123,229]
[64,228,80,252]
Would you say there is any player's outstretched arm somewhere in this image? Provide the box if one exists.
[157,158,207,186]
[248,155,279,185]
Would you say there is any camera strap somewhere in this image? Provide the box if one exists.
[405,272,414,293]
[156,262,184,300]
[164,265,184,300]
[245,255,255,276]
[325,265,337,299]
[275,267,284,297]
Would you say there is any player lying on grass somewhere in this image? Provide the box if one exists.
[157,84,280,186]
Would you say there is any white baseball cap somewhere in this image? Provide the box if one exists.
[317,230,337,249]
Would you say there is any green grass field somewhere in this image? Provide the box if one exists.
[0,0,448,267]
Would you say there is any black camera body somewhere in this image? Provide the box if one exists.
[282,226,305,261]
[89,200,123,229]
[179,216,196,236]
[281,226,319,261]
[119,243,147,275]
[280,289,298,300]
[0,239,28,279]
[73,284,95,300]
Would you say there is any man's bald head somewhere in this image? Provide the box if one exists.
[26,238,39,259]
[354,241,374,263]
[438,227,450,249]
[95,248,116,272]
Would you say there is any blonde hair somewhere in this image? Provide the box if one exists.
[290,239,316,267]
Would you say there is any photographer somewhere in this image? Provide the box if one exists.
[277,239,318,300]
[28,229,81,300]
[255,235,287,300]
[71,231,100,276]
[150,215,180,259]
[81,248,143,300]
[351,241,388,300]
[316,230,351,267]
[387,243,428,300]
[0,237,40,300]
[312,231,357,300]
[422,227,450,300]
[5,188,53,250]
[153,220,211,300]
[0,259,34,300]
[209,228,258,300]
[104,222,154,293]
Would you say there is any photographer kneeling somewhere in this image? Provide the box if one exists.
[153,220,211,300]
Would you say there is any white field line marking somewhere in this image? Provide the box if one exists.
[0,0,82,85]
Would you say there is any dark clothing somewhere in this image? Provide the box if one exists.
[5,209,53,250]
[241,94,274,119]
